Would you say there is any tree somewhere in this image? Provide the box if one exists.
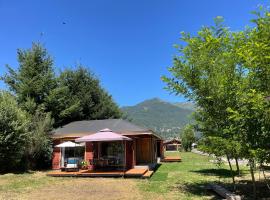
[2,43,56,170]
[162,17,244,185]
[25,109,54,169]
[0,92,29,172]
[181,124,196,151]
[46,66,122,126]
[3,43,56,114]
[1,43,123,171]
[227,90,270,197]
[228,10,270,197]
[163,10,270,197]
[3,43,122,128]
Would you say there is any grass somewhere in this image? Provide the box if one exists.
[138,152,236,200]
[0,152,269,199]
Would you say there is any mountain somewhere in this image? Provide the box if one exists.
[121,98,195,139]
[173,102,196,110]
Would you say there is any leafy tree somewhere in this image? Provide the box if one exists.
[162,17,243,185]
[227,90,270,196]
[0,91,29,172]
[181,124,195,151]
[163,10,270,197]
[25,109,54,169]
[229,10,270,197]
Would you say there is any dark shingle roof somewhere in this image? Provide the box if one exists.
[164,138,181,144]
[51,119,160,138]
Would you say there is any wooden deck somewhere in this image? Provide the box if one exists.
[47,170,125,177]
[161,156,182,162]
[47,168,150,178]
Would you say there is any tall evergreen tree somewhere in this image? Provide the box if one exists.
[2,43,122,170]
[46,67,122,126]
[3,43,56,113]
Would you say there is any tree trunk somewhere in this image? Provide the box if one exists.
[235,157,240,176]
[226,155,236,190]
[249,159,257,199]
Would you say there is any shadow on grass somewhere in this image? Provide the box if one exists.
[172,180,270,200]
[190,168,240,178]
[172,181,222,200]
[153,163,162,171]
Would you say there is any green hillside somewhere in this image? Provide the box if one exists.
[121,98,195,139]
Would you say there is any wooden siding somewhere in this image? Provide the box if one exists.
[125,140,134,169]
[52,140,61,169]
[136,138,153,164]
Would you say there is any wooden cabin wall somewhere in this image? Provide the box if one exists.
[52,139,61,170]
[135,136,158,164]
[125,140,134,169]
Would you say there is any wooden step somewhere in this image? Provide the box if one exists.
[142,170,154,178]
[161,156,182,162]
[125,168,148,177]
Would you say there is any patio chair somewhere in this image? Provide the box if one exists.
[65,157,79,172]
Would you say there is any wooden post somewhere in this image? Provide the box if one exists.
[97,142,100,159]
[133,139,136,166]
[123,140,126,177]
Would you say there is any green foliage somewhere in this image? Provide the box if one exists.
[227,90,270,164]
[181,124,196,151]
[0,92,29,172]
[3,43,56,113]
[3,43,122,128]
[26,110,54,169]
[163,9,270,193]
[1,42,122,171]
[46,67,122,126]
[163,15,243,157]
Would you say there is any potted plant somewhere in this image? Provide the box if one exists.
[80,160,88,170]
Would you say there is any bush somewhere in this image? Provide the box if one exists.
[0,92,29,172]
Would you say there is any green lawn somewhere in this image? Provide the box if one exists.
[138,152,236,200]
[1,152,267,200]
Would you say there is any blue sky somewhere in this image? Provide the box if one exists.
[0,0,268,106]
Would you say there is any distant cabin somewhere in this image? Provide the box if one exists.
[163,139,181,151]
[51,119,164,171]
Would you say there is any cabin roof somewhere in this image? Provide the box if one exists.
[51,119,162,139]
[164,138,181,144]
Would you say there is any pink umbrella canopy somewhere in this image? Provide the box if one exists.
[75,128,132,142]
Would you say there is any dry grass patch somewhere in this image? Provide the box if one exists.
[0,172,144,200]
[19,178,143,200]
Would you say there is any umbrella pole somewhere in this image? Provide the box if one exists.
[122,140,124,178]
[74,142,76,170]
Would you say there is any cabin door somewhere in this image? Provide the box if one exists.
[136,138,152,164]
[157,141,161,157]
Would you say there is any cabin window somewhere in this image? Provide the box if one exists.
[98,142,124,167]
[61,147,84,167]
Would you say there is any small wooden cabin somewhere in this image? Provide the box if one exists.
[163,139,181,151]
[51,119,163,171]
